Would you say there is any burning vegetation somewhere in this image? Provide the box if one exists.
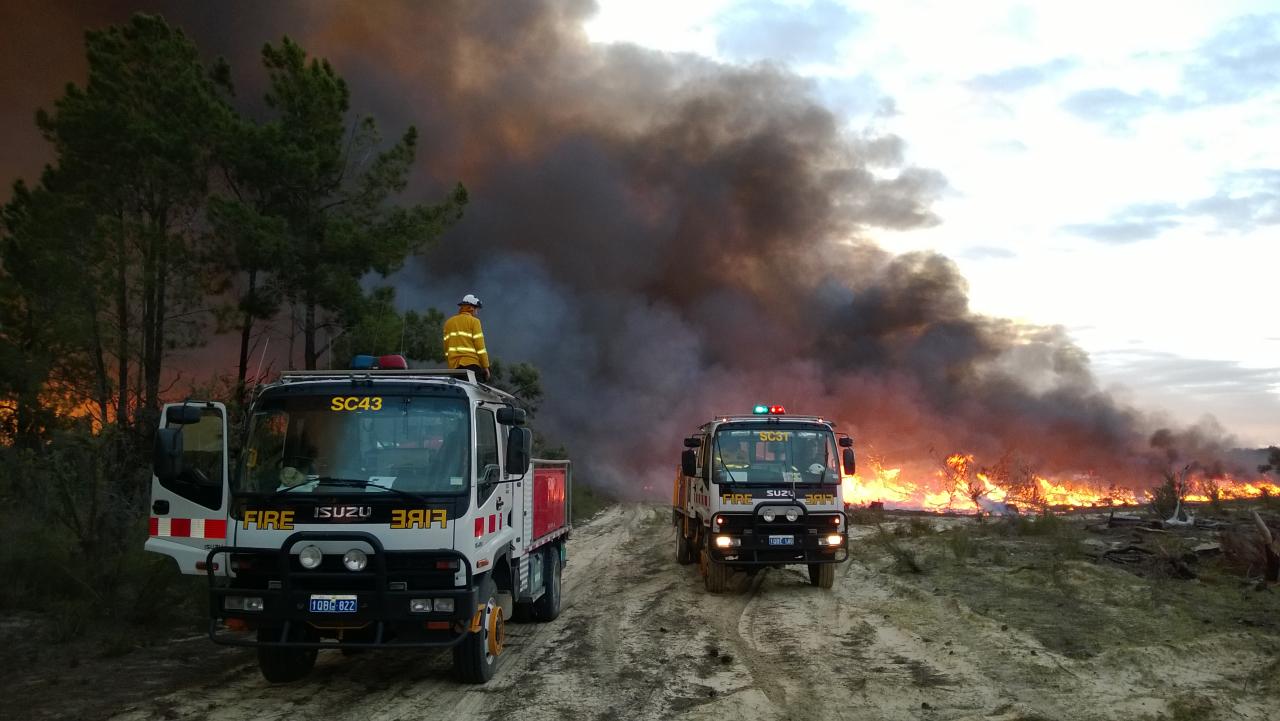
[842,452,1280,514]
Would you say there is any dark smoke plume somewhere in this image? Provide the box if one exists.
[2,1,1249,495]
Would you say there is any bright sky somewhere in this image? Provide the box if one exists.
[586,0,1280,446]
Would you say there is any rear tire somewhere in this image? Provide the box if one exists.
[256,627,318,683]
[676,524,695,565]
[808,563,835,589]
[454,574,503,684]
[702,549,731,593]
[531,548,562,622]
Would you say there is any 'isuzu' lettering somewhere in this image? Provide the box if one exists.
[315,505,372,520]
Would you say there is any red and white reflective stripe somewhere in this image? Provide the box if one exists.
[473,513,505,538]
[149,517,227,540]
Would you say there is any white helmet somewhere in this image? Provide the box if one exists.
[458,293,483,308]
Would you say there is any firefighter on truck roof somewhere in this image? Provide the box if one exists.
[444,293,490,382]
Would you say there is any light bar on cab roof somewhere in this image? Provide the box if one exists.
[752,404,786,415]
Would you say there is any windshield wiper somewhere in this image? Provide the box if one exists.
[714,440,741,484]
[256,477,432,505]
[305,477,433,505]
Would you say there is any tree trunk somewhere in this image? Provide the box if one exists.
[304,293,318,370]
[144,226,167,418]
[114,222,129,432]
[84,290,112,429]
[236,268,258,402]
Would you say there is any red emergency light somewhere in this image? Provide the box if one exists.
[377,354,408,370]
[752,404,786,415]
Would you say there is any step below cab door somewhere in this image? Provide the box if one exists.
[145,402,230,574]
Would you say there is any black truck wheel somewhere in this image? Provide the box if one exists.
[454,574,503,684]
[676,525,695,565]
[256,627,318,683]
[531,548,562,622]
[808,563,835,589]
[702,549,731,593]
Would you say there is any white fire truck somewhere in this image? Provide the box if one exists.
[144,359,571,684]
[672,405,853,592]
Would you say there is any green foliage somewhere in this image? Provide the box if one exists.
[571,482,610,523]
[251,36,467,369]
[946,527,975,563]
[0,13,489,646]
[1260,446,1280,477]
[489,361,544,415]
[1150,471,1187,520]
[872,525,925,574]
[0,430,205,636]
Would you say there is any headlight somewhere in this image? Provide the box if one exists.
[819,534,843,546]
[298,545,323,569]
[761,511,776,522]
[785,509,800,522]
[433,598,455,613]
[409,599,432,613]
[343,548,368,572]
[714,535,741,548]
[224,596,263,611]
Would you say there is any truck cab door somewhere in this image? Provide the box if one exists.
[472,407,512,560]
[145,401,230,574]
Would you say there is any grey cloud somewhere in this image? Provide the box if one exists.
[715,0,863,63]
[1065,170,1280,241]
[1183,13,1280,105]
[1060,87,1162,128]
[816,74,885,116]
[1187,168,1280,230]
[968,57,1077,93]
[1062,14,1280,126]
[958,245,1016,260]
[1062,219,1181,244]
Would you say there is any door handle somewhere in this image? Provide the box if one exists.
[496,497,505,511]
[152,500,170,515]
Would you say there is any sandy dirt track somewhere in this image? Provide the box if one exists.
[92,505,1274,721]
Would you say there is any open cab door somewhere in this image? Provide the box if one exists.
[145,401,230,574]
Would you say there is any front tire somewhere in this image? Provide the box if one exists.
[808,563,835,589]
[702,548,731,593]
[256,627,318,683]
[454,574,503,684]
[531,548,562,622]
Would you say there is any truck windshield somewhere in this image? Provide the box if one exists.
[235,394,471,496]
[712,427,839,485]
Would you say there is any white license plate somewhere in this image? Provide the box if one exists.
[768,535,794,546]
[309,594,357,613]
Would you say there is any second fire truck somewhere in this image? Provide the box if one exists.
[673,405,853,592]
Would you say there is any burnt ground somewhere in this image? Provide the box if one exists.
[4,505,1280,721]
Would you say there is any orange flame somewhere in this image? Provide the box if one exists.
[842,453,1280,513]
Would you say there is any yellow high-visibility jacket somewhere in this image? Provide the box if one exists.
[443,312,489,369]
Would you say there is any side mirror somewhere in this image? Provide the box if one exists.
[497,407,527,426]
[505,427,532,476]
[683,436,702,448]
[842,448,856,476]
[838,436,853,448]
[680,449,696,477]
[166,404,203,425]
[154,427,184,481]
